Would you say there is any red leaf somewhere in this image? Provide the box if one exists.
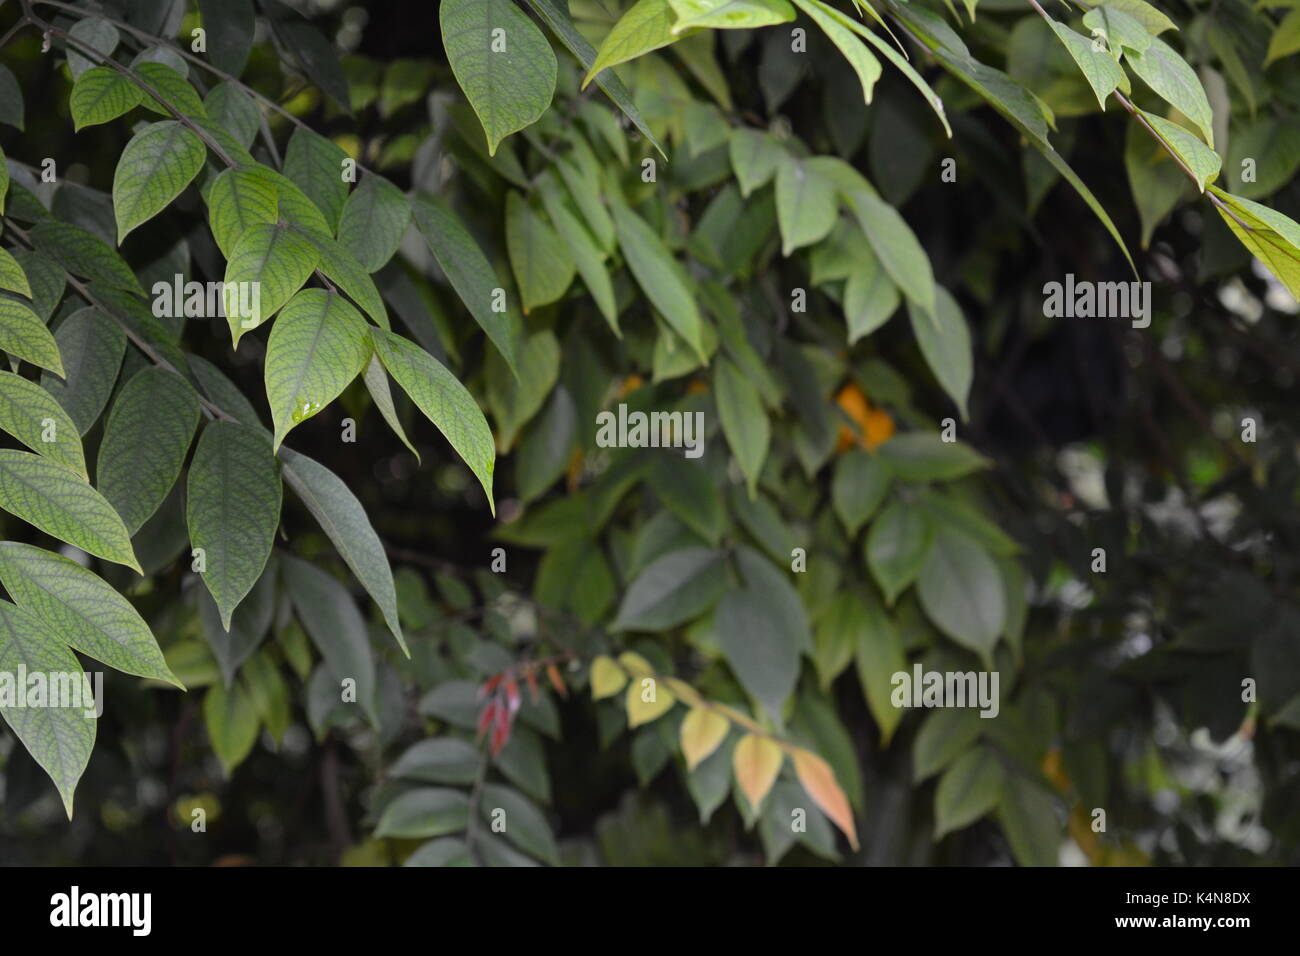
[546,663,567,698]
[477,702,497,738]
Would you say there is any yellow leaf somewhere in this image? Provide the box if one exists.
[590,655,627,700]
[664,677,703,707]
[792,748,860,850]
[626,675,675,726]
[617,651,654,678]
[733,734,783,813]
[680,707,729,770]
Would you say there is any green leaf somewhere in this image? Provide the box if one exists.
[301,230,391,331]
[441,0,558,155]
[283,127,349,231]
[363,355,420,460]
[803,0,950,136]
[844,245,900,342]
[481,783,559,864]
[370,328,496,512]
[523,0,663,155]
[714,356,770,497]
[0,450,139,571]
[1265,8,1300,67]
[907,287,973,420]
[610,198,707,363]
[486,329,560,449]
[832,449,891,535]
[1138,109,1221,192]
[70,66,145,131]
[375,787,470,839]
[535,171,618,332]
[792,0,880,103]
[204,677,259,775]
[279,445,407,655]
[264,289,371,449]
[282,554,378,726]
[916,527,1006,662]
[0,542,179,685]
[505,191,576,312]
[775,154,839,255]
[914,708,982,782]
[199,0,255,76]
[29,221,144,295]
[98,368,201,534]
[865,499,932,604]
[135,62,207,119]
[0,371,85,477]
[715,546,809,723]
[613,546,728,631]
[1225,118,1300,200]
[1209,185,1300,298]
[935,745,1005,838]
[845,191,936,314]
[112,121,206,243]
[40,307,126,435]
[411,195,521,375]
[390,738,480,784]
[729,128,784,197]
[199,562,274,686]
[1096,0,1176,36]
[205,82,261,149]
[586,0,685,84]
[187,422,283,628]
[1081,6,1152,58]
[647,454,724,544]
[66,17,119,79]
[207,166,281,260]
[925,43,1135,273]
[0,248,30,297]
[1126,35,1214,147]
[853,596,907,745]
[0,63,25,130]
[1124,120,1190,248]
[814,591,861,687]
[1045,17,1127,110]
[261,0,350,111]
[0,296,64,376]
[222,221,321,345]
[997,774,1060,866]
[337,174,411,273]
[671,0,795,31]
[0,600,95,817]
[876,432,989,481]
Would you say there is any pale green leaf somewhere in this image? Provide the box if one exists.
[0,371,86,477]
[442,0,557,155]
[113,120,206,242]
[0,450,139,571]
[0,296,64,376]
[0,600,95,817]
[222,221,320,344]
[264,289,371,449]
[0,542,179,685]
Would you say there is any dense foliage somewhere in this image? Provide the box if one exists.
[0,0,1298,866]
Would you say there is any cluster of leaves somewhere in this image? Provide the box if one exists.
[0,0,1298,866]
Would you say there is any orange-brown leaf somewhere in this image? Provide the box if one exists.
[792,747,859,850]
